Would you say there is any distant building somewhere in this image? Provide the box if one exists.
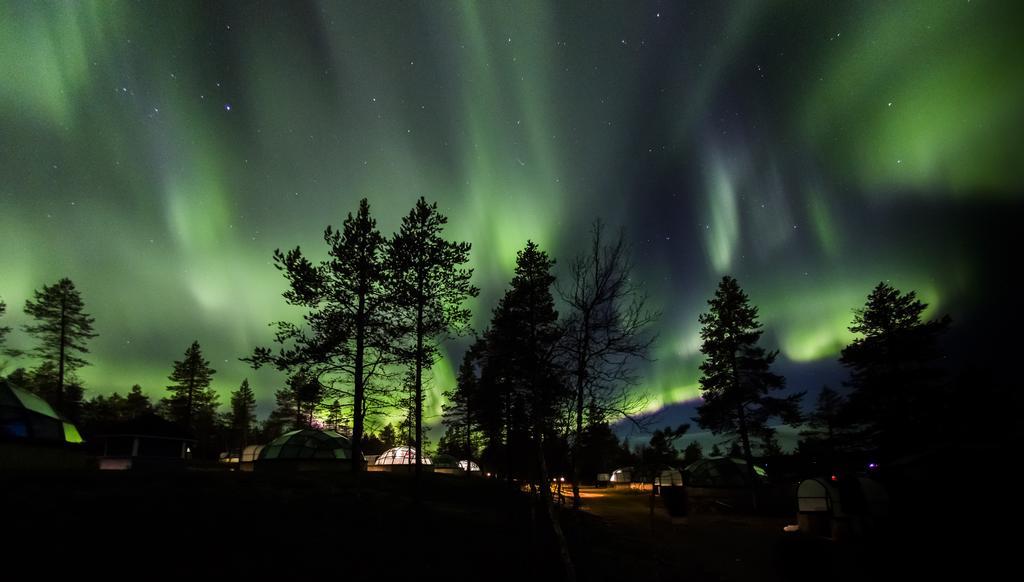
[238,444,264,472]
[458,459,480,472]
[256,429,363,472]
[95,413,195,471]
[433,453,459,473]
[0,380,87,469]
[370,445,433,473]
[609,466,633,485]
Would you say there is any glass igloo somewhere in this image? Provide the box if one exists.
[258,429,353,460]
[374,445,431,465]
[458,460,481,472]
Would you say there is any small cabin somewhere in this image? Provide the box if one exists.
[96,414,194,470]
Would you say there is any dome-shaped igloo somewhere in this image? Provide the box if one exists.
[374,445,432,465]
[256,429,361,471]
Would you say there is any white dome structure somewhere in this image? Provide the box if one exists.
[374,446,432,465]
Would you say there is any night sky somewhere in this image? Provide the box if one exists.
[2,2,1020,439]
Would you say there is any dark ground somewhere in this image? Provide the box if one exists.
[0,469,1010,580]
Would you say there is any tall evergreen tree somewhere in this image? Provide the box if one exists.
[323,399,344,432]
[229,379,257,451]
[643,424,688,468]
[559,221,658,508]
[248,198,394,473]
[840,282,950,458]
[442,347,480,473]
[490,241,574,580]
[386,197,477,476]
[124,384,152,418]
[165,341,218,428]
[286,369,324,428]
[22,278,97,414]
[264,387,302,439]
[694,276,802,498]
[709,443,723,458]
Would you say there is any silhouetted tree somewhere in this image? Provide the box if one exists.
[682,441,703,466]
[559,221,658,508]
[709,443,723,457]
[80,384,152,431]
[761,429,784,457]
[22,278,97,414]
[695,276,802,503]
[124,385,152,418]
[229,379,257,451]
[798,386,847,464]
[165,341,218,429]
[247,198,396,473]
[442,347,481,474]
[386,197,477,476]
[15,361,86,422]
[378,423,398,449]
[577,404,629,481]
[263,387,302,439]
[323,399,344,432]
[360,431,385,455]
[840,282,951,458]
[643,424,688,468]
[287,369,324,427]
[489,241,574,580]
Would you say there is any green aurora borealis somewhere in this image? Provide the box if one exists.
[1,1,1020,428]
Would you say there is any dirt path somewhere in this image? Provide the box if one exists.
[578,486,790,581]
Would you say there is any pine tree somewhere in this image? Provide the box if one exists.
[442,347,480,473]
[840,282,950,458]
[709,443,723,457]
[386,197,477,476]
[264,387,301,439]
[22,278,97,414]
[323,399,344,432]
[695,276,802,501]
[21,362,86,422]
[165,341,217,428]
[229,379,257,451]
[124,384,152,418]
[490,241,574,579]
[286,369,323,428]
[378,423,398,449]
[248,198,396,473]
[644,425,688,468]
[682,441,703,466]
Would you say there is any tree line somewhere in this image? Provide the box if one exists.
[0,198,992,486]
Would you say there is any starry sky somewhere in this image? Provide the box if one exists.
[1,1,1020,438]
